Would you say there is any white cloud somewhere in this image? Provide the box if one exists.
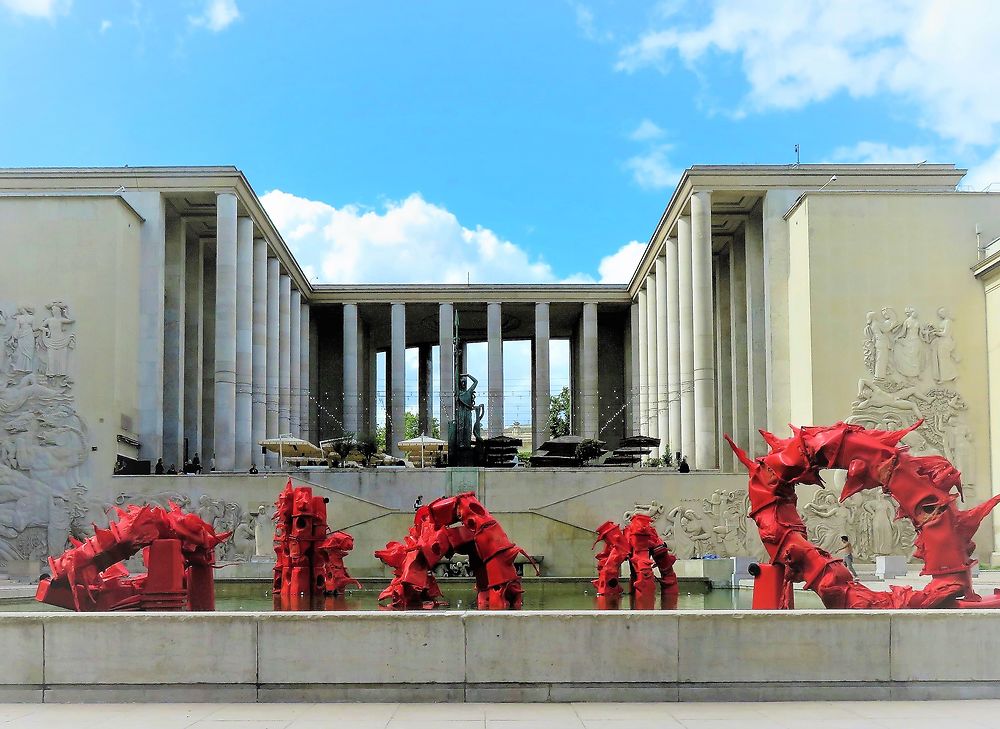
[99,18,111,32]
[966,147,1000,191]
[830,141,933,165]
[598,240,646,283]
[189,0,239,32]
[624,144,680,190]
[261,189,589,284]
[615,0,1000,146]
[0,0,70,18]
[629,118,665,142]
[573,3,613,43]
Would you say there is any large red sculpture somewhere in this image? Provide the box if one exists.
[375,491,537,610]
[272,480,360,602]
[593,514,678,610]
[726,421,1000,609]
[36,502,229,611]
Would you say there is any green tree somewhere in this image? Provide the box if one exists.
[403,411,440,440]
[548,386,570,438]
[357,433,378,466]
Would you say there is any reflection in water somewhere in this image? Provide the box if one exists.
[5,581,827,612]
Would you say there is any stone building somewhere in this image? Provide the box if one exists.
[3,162,1000,569]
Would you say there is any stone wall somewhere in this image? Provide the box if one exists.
[4,610,1000,702]
[100,466,969,578]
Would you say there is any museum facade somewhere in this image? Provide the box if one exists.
[4,163,1000,568]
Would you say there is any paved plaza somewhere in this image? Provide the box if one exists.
[0,701,998,729]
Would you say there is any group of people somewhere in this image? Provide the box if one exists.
[152,454,205,475]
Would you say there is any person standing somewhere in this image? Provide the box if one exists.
[677,456,690,473]
[837,535,858,577]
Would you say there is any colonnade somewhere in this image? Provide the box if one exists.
[631,191,768,471]
[161,191,312,472]
[338,301,603,458]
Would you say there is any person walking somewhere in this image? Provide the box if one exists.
[677,456,690,473]
[837,535,858,577]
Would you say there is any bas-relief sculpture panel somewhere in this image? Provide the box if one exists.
[0,300,99,568]
[111,490,268,562]
[855,306,975,495]
[627,306,968,564]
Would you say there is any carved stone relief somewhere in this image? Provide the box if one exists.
[855,306,975,495]
[0,301,88,568]
[644,483,918,563]
[111,491,256,562]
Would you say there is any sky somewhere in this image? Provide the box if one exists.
[2,0,999,428]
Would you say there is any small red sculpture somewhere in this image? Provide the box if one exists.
[375,491,537,610]
[36,502,229,611]
[272,479,360,602]
[593,513,678,610]
[726,420,1000,609]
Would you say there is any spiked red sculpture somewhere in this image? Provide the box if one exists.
[375,491,537,610]
[272,480,360,602]
[726,421,1000,609]
[593,514,678,609]
[36,502,229,611]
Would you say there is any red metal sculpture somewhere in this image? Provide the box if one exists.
[726,420,1000,609]
[272,480,360,602]
[593,513,678,609]
[36,502,229,611]
[375,491,537,610]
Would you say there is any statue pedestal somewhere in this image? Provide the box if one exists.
[875,555,908,579]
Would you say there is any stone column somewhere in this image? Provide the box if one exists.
[487,302,504,437]
[629,303,640,435]
[234,217,254,470]
[729,233,751,458]
[745,208,768,456]
[343,303,360,435]
[367,331,378,437]
[677,215,695,462]
[439,303,455,433]
[691,190,717,470]
[418,344,433,436]
[278,273,291,437]
[265,258,280,467]
[533,302,550,450]
[183,235,203,463]
[390,303,406,457]
[162,216,186,469]
[645,272,659,458]
[665,236,682,462]
[135,191,166,462]
[300,300,311,442]
[637,287,649,438]
[581,302,599,439]
[251,238,268,469]
[213,192,238,471]
[715,253,733,472]
[289,290,302,438]
[655,255,669,458]
[200,242,216,463]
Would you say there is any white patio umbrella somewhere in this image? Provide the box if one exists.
[397,433,447,468]
[259,434,324,469]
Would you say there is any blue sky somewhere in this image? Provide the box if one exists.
[3,0,998,289]
[2,0,998,428]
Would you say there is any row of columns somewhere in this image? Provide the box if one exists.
[338,301,600,457]
[631,191,771,470]
[631,191,717,469]
[161,191,311,472]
